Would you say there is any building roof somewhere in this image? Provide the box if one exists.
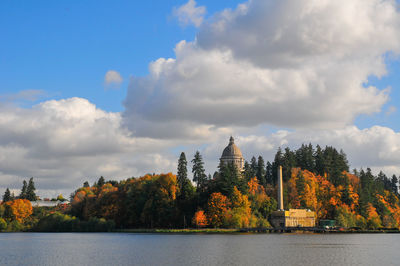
[221,136,243,158]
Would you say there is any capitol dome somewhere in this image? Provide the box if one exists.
[220,136,244,171]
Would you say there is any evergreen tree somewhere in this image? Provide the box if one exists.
[250,156,257,178]
[26,177,37,201]
[2,188,11,202]
[192,151,207,190]
[391,174,398,194]
[97,176,105,187]
[217,162,242,196]
[314,145,324,176]
[177,152,188,188]
[265,161,273,185]
[243,161,252,181]
[20,180,27,199]
[256,156,266,186]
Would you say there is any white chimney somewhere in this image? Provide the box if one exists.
[278,165,284,211]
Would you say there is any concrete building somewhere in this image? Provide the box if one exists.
[220,136,244,171]
[270,166,316,228]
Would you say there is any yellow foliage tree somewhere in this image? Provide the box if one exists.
[5,199,33,223]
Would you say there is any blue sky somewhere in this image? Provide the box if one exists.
[1,0,400,197]
[1,0,243,112]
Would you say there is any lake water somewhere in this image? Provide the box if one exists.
[0,233,399,265]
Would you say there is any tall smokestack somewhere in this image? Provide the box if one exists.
[278,165,284,211]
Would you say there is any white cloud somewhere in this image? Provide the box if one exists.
[124,0,400,139]
[1,98,400,199]
[173,0,206,27]
[104,70,123,89]
[200,126,400,178]
[0,98,176,198]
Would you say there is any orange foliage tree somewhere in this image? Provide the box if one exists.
[4,199,33,223]
[192,209,208,228]
[207,192,230,228]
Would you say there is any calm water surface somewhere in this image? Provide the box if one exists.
[0,233,399,266]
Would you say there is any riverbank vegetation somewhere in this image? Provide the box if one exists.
[1,144,399,232]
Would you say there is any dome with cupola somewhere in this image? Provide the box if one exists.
[220,136,244,171]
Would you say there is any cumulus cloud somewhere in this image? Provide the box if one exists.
[173,0,206,27]
[1,98,399,198]
[201,126,400,177]
[104,70,123,89]
[0,98,176,197]
[124,0,400,139]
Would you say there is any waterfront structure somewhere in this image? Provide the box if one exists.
[270,166,316,228]
[220,136,244,171]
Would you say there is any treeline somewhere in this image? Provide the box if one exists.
[2,178,37,202]
[1,144,399,231]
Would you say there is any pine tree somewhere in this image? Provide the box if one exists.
[265,161,273,185]
[20,180,27,199]
[250,156,257,178]
[192,151,206,190]
[217,162,242,196]
[177,152,188,189]
[26,177,37,201]
[391,175,398,194]
[2,188,11,202]
[256,156,266,186]
[97,176,105,187]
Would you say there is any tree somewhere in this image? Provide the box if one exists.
[177,152,188,189]
[57,194,66,202]
[391,175,398,195]
[256,156,266,187]
[192,209,208,228]
[217,162,242,197]
[19,180,27,199]
[83,181,90,188]
[26,177,37,201]
[4,199,33,223]
[97,176,105,187]
[3,188,11,202]
[207,192,230,228]
[192,151,207,190]
[250,156,257,178]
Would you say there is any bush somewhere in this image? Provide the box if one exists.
[0,218,7,231]
[7,220,24,232]
[35,212,115,232]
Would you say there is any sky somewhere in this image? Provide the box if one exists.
[1,0,400,198]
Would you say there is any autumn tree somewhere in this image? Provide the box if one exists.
[207,192,230,228]
[192,209,208,228]
[4,199,33,223]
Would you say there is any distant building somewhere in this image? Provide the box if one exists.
[30,200,69,207]
[220,136,244,171]
[270,166,316,228]
[270,209,316,228]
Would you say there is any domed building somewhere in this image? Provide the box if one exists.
[220,136,244,171]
